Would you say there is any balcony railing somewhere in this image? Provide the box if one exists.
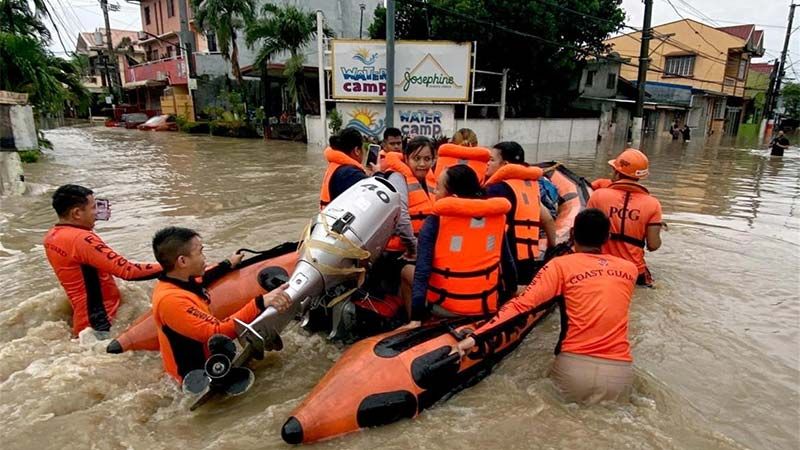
[126,55,188,85]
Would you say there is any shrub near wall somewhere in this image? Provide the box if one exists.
[210,120,258,138]
[180,121,211,134]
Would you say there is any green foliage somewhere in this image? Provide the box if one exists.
[246,3,333,115]
[38,130,53,150]
[191,0,256,85]
[368,0,625,117]
[781,83,800,120]
[0,1,90,114]
[18,150,40,163]
[179,121,211,134]
[328,108,343,134]
[210,120,258,138]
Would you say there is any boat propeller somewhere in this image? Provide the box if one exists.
[182,334,255,410]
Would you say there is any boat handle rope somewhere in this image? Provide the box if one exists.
[297,214,371,308]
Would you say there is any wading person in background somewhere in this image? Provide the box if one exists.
[454,209,638,405]
[769,130,790,157]
[44,184,162,336]
[588,149,662,287]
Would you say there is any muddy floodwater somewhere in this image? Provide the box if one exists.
[0,126,797,449]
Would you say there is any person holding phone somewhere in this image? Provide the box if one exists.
[372,137,437,310]
[43,184,162,336]
[320,128,375,209]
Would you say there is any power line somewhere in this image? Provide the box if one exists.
[662,0,727,56]
[672,0,719,27]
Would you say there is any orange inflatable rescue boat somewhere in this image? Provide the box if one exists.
[281,163,591,444]
[107,242,300,353]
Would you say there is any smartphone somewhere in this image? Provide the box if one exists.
[95,198,111,221]
[366,144,381,167]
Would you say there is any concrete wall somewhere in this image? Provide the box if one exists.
[307,114,599,150]
[10,106,37,150]
[0,151,25,196]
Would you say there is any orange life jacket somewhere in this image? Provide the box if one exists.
[152,277,264,382]
[592,178,613,190]
[426,197,511,316]
[319,148,365,209]
[586,180,663,274]
[485,164,544,261]
[433,144,491,183]
[43,224,161,335]
[382,152,435,252]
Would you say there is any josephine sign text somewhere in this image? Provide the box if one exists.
[332,40,471,102]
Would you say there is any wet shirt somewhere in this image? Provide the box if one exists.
[329,166,367,201]
[43,224,161,335]
[152,273,266,382]
[587,181,662,274]
[771,136,789,156]
[474,253,637,361]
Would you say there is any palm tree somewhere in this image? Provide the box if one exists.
[245,3,332,117]
[191,0,256,86]
[0,0,88,113]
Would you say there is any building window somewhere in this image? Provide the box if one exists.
[606,73,617,90]
[665,55,695,77]
[738,59,748,80]
[144,6,151,25]
[207,32,218,52]
[167,0,175,18]
[166,46,173,58]
[586,70,596,87]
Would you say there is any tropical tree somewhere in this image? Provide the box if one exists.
[369,0,625,117]
[780,83,800,120]
[245,3,332,116]
[0,0,89,114]
[191,0,256,86]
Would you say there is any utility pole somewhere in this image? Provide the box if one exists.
[100,0,122,102]
[385,0,396,127]
[359,3,366,40]
[632,0,653,149]
[765,3,797,137]
[761,59,778,131]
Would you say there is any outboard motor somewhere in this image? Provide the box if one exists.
[236,177,400,358]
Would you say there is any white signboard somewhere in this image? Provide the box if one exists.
[332,40,472,102]
[336,103,455,139]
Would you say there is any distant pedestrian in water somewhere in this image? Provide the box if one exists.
[769,130,790,157]
[681,125,691,143]
[670,122,680,140]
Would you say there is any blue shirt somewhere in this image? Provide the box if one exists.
[410,215,518,321]
[329,165,367,201]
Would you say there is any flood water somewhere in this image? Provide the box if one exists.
[0,127,797,449]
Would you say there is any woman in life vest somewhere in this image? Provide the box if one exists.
[484,142,557,285]
[451,128,478,147]
[319,128,369,209]
[371,137,438,308]
[587,148,663,286]
[406,164,517,327]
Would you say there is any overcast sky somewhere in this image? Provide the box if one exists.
[47,0,798,69]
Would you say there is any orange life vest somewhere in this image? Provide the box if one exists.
[592,178,613,190]
[426,197,511,316]
[382,152,435,252]
[434,144,491,183]
[319,148,365,209]
[152,277,264,382]
[586,180,663,274]
[485,164,544,261]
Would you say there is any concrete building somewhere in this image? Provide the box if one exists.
[605,19,765,138]
[74,28,144,113]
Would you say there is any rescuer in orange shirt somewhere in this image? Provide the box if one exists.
[150,226,292,382]
[588,148,663,286]
[44,184,161,336]
[454,209,638,404]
